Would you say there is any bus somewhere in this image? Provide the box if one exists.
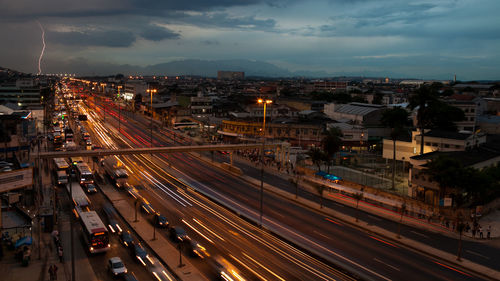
[66,182,90,211]
[80,211,111,254]
[54,158,69,185]
[76,163,94,185]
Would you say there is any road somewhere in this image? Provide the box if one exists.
[81,94,489,280]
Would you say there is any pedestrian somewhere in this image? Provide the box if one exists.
[48,264,55,281]
[52,264,58,281]
[472,227,476,238]
[58,246,63,262]
[487,225,491,239]
[479,226,484,239]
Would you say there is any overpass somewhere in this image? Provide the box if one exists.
[37,143,292,164]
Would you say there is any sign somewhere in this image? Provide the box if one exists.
[440,197,452,207]
[0,168,33,193]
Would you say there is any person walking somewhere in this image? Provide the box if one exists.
[48,264,56,281]
[58,246,63,262]
[487,225,491,239]
[52,264,58,281]
[479,226,484,239]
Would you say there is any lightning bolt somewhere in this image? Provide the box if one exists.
[36,21,46,75]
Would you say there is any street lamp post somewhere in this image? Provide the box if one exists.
[117,86,122,132]
[147,88,157,149]
[257,98,272,227]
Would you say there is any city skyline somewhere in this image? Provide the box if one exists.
[1,0,499,80]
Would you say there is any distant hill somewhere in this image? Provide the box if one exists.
[145,59,294,77]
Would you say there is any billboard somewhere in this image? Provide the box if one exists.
[0,168,33,193]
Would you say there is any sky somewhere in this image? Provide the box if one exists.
[0,0,499,80]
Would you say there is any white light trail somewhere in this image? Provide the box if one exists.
[36,21,46,75]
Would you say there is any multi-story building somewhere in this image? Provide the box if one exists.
[190,95,213,117]
[220,120,323,146]
[444,94,487,132]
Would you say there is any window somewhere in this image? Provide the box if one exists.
[425,142,431,146]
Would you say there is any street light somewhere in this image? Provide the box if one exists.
[257,98,272,227]
[117,86,122,132]
[146,88,158,149]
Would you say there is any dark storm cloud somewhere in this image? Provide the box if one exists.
[49,30,136,47]
[139,25,180,41]
[0,0,282,19]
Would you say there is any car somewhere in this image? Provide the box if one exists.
[119,231,135,248]
[132,243,154,266]
[140,200,155,214]
[108,257,127,276]
[186,240,210,259]
[84,183,98,193]
[169,226,189,242]
[153,213,168,228]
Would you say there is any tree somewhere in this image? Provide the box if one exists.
[352,192,364,222]
[424,156,464,205]
[307,147,325,172]
[314,184,327,208]
[409,85,438,155]
[321,127,343,173]
[425,101,465,132]
[397,202,407,238]
[381,107,409,190]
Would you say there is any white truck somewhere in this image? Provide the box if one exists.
[101,156,129,188]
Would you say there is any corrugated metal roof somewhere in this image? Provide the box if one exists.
[334,104,381,116]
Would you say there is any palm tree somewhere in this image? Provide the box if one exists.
[321,127,343,173]
[352,192,364,222]
[381,107,409,190]
[409,85,437,155]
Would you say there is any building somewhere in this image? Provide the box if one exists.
[324,102,385,126]
[190,94,214,117]
[313,81,347,92]
[383,130,487,163]
[220,120,323,146]
[444,94,487,132]
[409,147,500,206]
[217,71,245,80]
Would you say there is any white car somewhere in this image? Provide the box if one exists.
[108,257,127,276]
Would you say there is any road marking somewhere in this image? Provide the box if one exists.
[466,250,490,260]
[374,258,400,272]
[325,217,342,226]
[410,231,429,239]
[313,230,332,240]
[368,235,398,248]
[368,215,382,221]
[432,261,472,277]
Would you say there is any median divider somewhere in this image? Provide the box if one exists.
[98,181,208,281]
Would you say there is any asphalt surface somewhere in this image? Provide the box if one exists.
[84,95,491,280]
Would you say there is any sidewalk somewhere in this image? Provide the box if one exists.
[0,137,98,281]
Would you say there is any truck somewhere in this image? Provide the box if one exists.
[101,156,129,188]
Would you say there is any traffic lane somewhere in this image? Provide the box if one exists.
[171,156,480,281]
[256,187,482,281]
[292,186,499,270]
[125,153,351,281]
[86,186,156,281]
[230,157,499,270]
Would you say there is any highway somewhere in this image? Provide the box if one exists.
[80,93,487,280]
